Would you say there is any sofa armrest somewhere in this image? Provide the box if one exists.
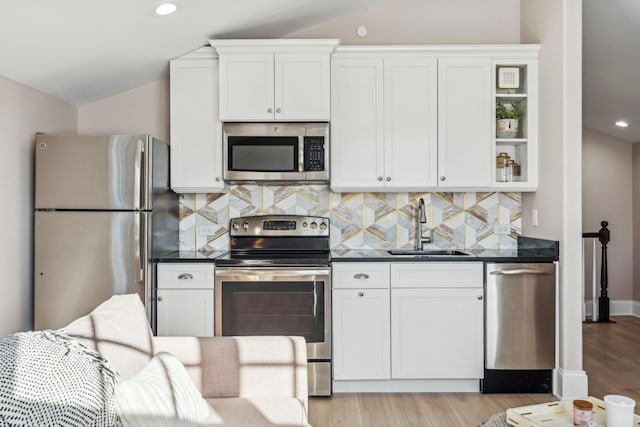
[153,336,308,407]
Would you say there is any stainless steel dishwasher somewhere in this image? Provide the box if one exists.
[481,262,556,393]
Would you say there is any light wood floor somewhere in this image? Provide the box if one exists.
[309,316,640,426]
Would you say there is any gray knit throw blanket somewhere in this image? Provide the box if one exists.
[0,330,122,427]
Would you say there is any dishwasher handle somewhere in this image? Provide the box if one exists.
[490,269,554,276]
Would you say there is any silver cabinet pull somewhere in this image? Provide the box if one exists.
[267,108,273,113]
[477,295,483,300]
[358,291,364,297]
[178,273,194,280]
[490,269,553,276]
[353,273,370,280]
[157,296,163,302]
[276,108,281,113]
[215,177,221,182]
[440,176,446,181]
[378,176,383,181]
[386,177,391,181]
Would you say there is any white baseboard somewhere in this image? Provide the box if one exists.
[553,368,588,399]
[582,299,640,319]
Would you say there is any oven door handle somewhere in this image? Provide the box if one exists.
[214,268,330,278]
[313,282,318,318]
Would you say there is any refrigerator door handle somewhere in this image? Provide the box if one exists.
[134,212,144,282]
[490,269,553,275]
[133,139,144,210]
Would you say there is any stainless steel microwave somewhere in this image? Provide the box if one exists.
[223,122,329,183]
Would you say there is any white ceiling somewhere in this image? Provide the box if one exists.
[583,0,640,142]
[0,0,376,106]
[0,0,635,142]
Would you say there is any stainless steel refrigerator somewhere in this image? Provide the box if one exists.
[34,134,178,330]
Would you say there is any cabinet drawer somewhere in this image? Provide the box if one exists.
[332,263,390,289]
[157,263,214,289]
[390,262,483,288]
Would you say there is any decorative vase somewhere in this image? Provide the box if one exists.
[496,119,519,138]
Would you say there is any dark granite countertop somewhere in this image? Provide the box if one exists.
[331,237,559,263]
[153,237,558,263]
[153,250,227,262]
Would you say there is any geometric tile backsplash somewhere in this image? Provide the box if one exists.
[178,185,522,253]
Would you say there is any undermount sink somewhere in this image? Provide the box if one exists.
[387,249,472,256]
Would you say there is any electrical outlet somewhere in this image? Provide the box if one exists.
[494,224,510,235]
[198,225,215,236]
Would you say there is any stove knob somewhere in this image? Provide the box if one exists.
[242,222,249,230]
[310,221,317,230]
[232,222,240,230]
[320,222,327,230]
[302,221,308,229]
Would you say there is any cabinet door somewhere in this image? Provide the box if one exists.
[333,288,390,380]
[384,57,438,189]
[391,288,483,379]
[438,58,491,188]
[218,53,274,121]
[330,58,384,190]
[169,54,223,192]
[156,289,214,337]
[275,53,330,121]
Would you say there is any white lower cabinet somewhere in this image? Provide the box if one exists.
[391,288,484,379]
[333,288,390,380]
[156,289,214,337]
[156,263,214,337]
[332,261,484,392]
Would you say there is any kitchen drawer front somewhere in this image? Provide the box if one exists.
[332,263,390,289]
[390,262,483,288]
[157,263,214,289]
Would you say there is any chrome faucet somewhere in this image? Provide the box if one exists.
[415,198,432,250]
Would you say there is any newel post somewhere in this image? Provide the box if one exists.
[597,220,611,323]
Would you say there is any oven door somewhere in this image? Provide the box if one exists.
[214,267,331,360]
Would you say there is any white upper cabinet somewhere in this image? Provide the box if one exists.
[437,57,491,189]
[169,47,223,193]
[330,45,540,192]
[331,51,438,191]
[210,40,338,122]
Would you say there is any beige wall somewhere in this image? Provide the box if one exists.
[521,0,585,398]
[288,0,520,43]
[0,75,76,336]
[582,129,633,300]
[78,79,170,142]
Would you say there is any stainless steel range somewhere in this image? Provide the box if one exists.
[214,215,331,396]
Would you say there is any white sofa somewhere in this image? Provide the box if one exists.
[62,294,309,427]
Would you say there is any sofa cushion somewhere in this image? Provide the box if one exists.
[61,294,155,380]
[0,330,122,426]
[115,352,209,427]
[201,397,308,427]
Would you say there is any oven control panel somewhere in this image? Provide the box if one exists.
[229,215,329,236]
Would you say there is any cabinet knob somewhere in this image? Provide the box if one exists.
[386,177,391,182]
[477,295,483,300]
[358,291,364,297]
[178,273,194,280]
[353,273,370,280]
[378,176,383,181]
[157,296,163,302]
[440,176,446,181]
[267,108,273,113]
[216,177,221,182]
[276,108,281,113]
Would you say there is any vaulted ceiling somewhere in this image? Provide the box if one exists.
[0,0,635,142]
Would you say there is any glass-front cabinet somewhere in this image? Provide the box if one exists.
[492,57,538,190]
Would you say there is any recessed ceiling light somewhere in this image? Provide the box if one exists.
[155,3,177,15]
[615,120,629,128]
